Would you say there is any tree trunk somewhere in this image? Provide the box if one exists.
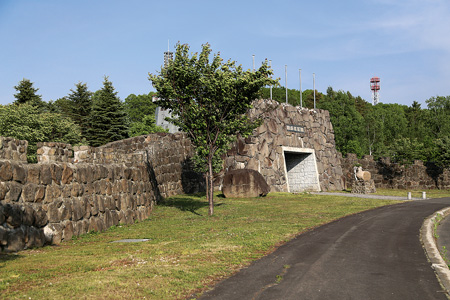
[205,174,210,213]
[207,157,214,216]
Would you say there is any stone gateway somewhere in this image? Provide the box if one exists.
[218,99,344,193]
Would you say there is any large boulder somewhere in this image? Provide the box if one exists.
[222,169,270,198]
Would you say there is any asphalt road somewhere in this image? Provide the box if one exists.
[197,198,450,300]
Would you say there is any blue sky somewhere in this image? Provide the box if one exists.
[1,0,449,107]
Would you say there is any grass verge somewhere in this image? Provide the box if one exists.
[0,192,400,300]
[337,188,450,198]
[374,188,450,198]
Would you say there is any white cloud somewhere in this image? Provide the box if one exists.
[368,0,450,52]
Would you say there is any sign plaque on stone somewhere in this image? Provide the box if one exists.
[286,124,305,133]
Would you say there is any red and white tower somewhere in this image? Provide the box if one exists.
[370,76,380,105]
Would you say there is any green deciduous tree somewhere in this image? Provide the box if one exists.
[302,89,323,109]
[124,93,157,123]
[388,137,427,165]
[318,88,365,157]
[0,104,81,162]
[405,101,427,140]
[363,105,386,157]
[426,96,450,139]
[123,92,167,136]
[354,95,371,117]
[149,43,277,215]
[48,97,73,115]
[86,77,128,147]
[376,103,408,146]
[128,114,168,137]
[434,136,450,168]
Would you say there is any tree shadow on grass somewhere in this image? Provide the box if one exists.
[0,253,23,269]
[181,159,206,194]
[158,193,225,216]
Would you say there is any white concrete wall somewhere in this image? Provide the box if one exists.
[155,107,179,134]
[282,147,321,192]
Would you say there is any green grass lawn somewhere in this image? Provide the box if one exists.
[0,193,401,300]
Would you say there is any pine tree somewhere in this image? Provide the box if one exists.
[87,77,128,147]
[67,82,93,138]
[13,78,44,108]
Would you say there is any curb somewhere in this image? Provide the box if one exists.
[421,207,450,298]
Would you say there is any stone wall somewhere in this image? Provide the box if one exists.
[0,133,204,252]
[41,133,204,198]
[341,154,450,190]
[0,161,154,252]
[1,99,346,252]
[219,99,344,192]
[82,134,204,197]
[37,142,73,163]
[0,137,28,162]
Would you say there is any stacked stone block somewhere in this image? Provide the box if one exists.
[342,154,450,190]
[37,142,73,163]
[72,133,204,198]
[0,137,28,162]
[0,160,155,252]
[351,180,376,194]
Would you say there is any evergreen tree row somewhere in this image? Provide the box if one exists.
[2,77,166,161]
